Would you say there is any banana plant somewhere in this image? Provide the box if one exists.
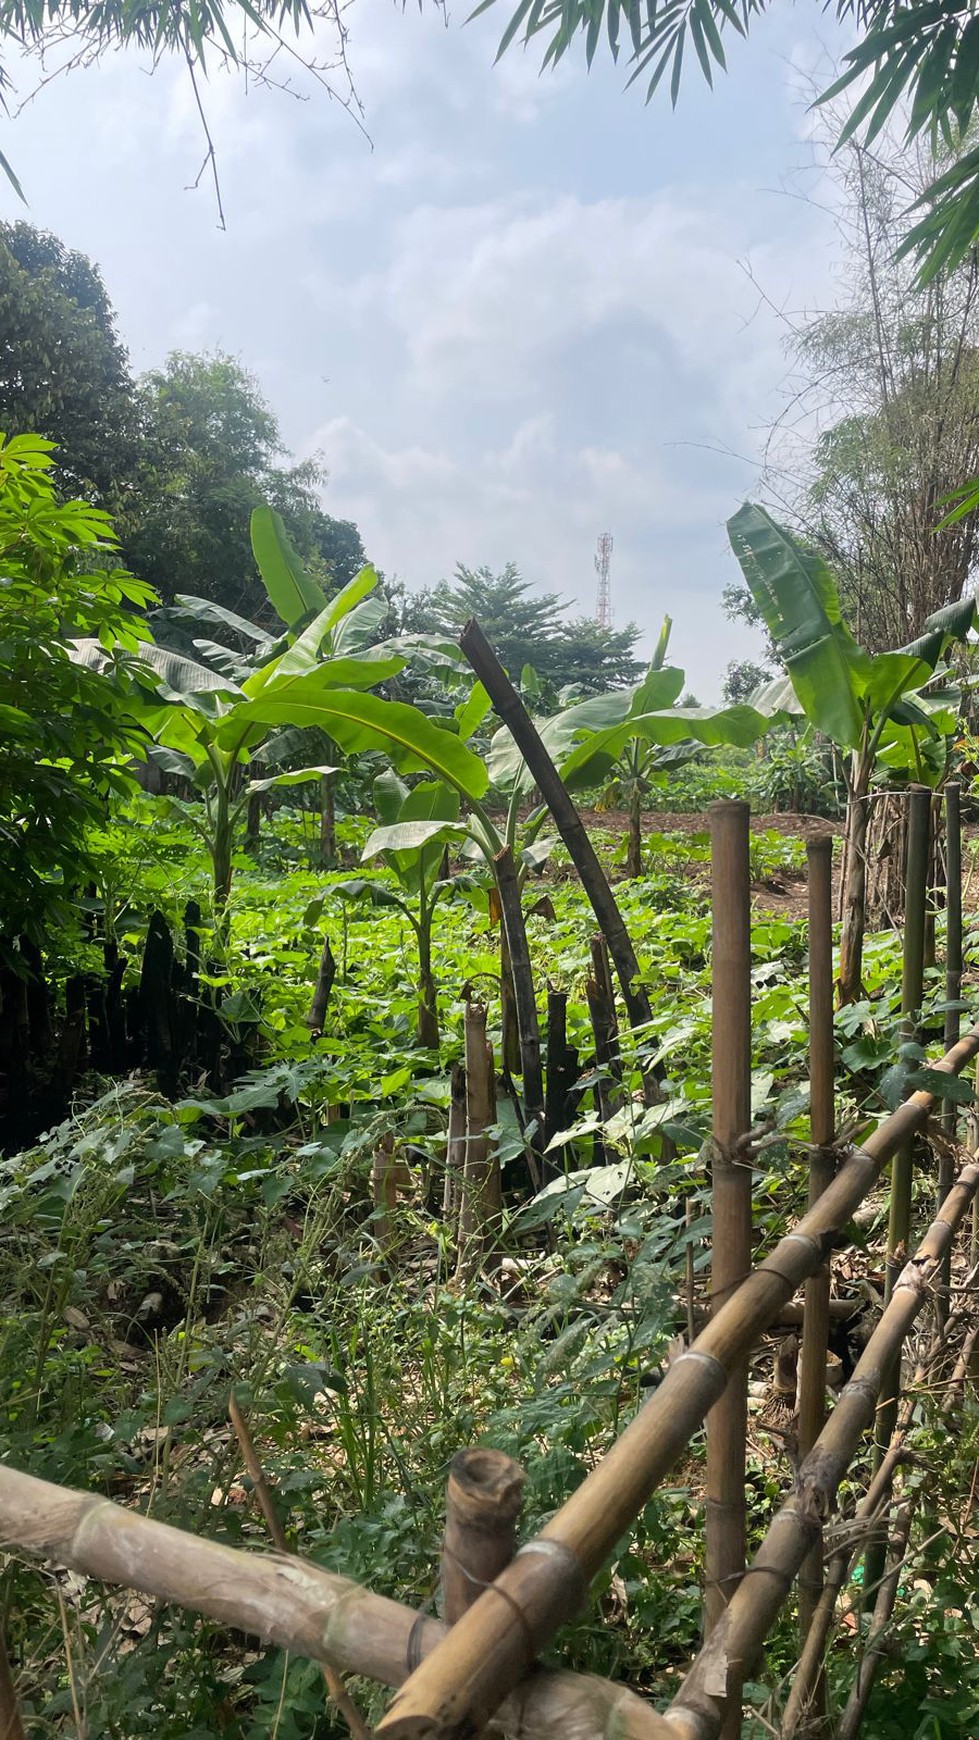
[728,503,976,1002]
[335,772,469,1048]
[76,511,404,920]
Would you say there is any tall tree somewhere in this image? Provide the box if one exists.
[412,563,643,696]
[121,350,367,619]
[0,222,138,502]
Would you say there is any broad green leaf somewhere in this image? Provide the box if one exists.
[628,663,685,716]
[241,653,404,704]
[727,503,869,749]
[363,819,466,858]
[334,593,388,656]
[456,682,492,742]
[373,768,410,825]
[321,565,379,638]
[250,505,327,627]
[332,878,410,915]
[228,685,490,798]
[400,779,461,826]
[171,595,271,643]
[246,765,339,795]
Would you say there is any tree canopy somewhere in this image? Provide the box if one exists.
[411,562,645,696]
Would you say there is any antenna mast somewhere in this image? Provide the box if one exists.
[594,532,613,631]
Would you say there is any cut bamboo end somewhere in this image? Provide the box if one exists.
[442,1449,525,1625]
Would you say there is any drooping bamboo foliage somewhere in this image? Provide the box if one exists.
[704,801,752,1669]
[374,1026,979,1740]
[665,1157,979,1740]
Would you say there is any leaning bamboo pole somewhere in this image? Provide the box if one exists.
[664,1156,979,1740]
[704,802,752,1673]
[795,834,836,1728]
[373,1028,979,1740]
[0,1460,676,1740]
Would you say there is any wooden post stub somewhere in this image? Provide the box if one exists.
[442,1449,526,1625]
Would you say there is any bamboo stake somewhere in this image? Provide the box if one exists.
[372,1132,398,1260]
[705,801,752,1685]
[229,1394,370,1740]
[0,1634,24,1740]
[871,786,930,1609]
[0,1460,674,1740]
[666,1157,979,1740]
[373,1026,979,1740]
[939,781,963,1325]
[307,936,337,1034]
[494,846,545,1161]
[442,1450,525,1624]
[457,618,654,1039]
[796,835,836,1721]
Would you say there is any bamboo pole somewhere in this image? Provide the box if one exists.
[939,781,963,1325]
[373,1027,979,1740]
[705,801,752,1681]
[457,618,654,1038]
[442,1450,525,1624]
[872,787,930,1608]
[0,1635,23,1740]
[0,1461,674,1740]
[795,835,836,1720]
[493,846,545,1162]
[666,1157,979,1740]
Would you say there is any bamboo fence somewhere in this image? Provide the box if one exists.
[2,797,978,1740]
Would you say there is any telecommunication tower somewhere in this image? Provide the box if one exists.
[594,533,613,630]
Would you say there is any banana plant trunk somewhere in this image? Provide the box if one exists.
[838,750,872,1006]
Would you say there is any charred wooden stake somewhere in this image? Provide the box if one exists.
[494,846,545,1160]
[458,618,656,1046]
[307,936,337,1035]
[443,1062,467,1225]
[544,985,570,1171]
[442,1450,526,1624]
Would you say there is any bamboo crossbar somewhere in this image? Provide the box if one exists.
[664,1155,979,1739]
[0,1461,675,1740]
[374,1024,979,1740]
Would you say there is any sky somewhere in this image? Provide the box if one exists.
[0,0,852,697]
